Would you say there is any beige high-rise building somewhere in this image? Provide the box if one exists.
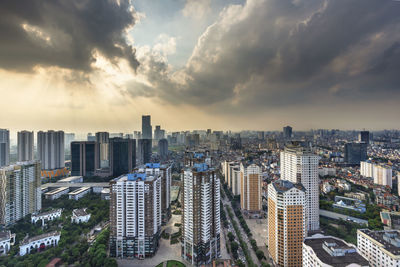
[268,179,306,267]
[240,162,262,216]
[18,131,34,162]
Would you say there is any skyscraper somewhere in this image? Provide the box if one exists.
[268,179,306,267]
[0,129,10,167]
[17,131,34,162]
[344,142,367,165]
[240,162,262,217]
[64,133,75,150]
[137,139,152,165]
[283,126,292,139]
[70,141,98,177]
[182,163,221,265]
[109,138,136,177]
[142,115,152,139]
[281,144,319,231]
[154,125,165,140]
[109,172,161,259]
[37,131,65,170]
[358,130,370,144]
[0,161,42,225]
[96,132,110,168]
[158,139,168,161]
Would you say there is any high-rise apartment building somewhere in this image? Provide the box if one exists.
[0,129,10,167]
[142,115,152,139]
[344,142,367,165]
[154,126,165,140]
[268,179,306,267]
[137,139,152,165]
[182,163,221,266]
[109,138,136,177]
[158,139,168,161]
[64,133,75,150]
[71,141,98,177]
[373,165,393,188]
[37,131,65,170]
[136,163,171,224]
[96,132,110,168]
[17,131,34,162]
[283,126,292,139]
[281,144,320,231]
[0,161,41,225]
[109,172,161,259]
[240,162,262,216]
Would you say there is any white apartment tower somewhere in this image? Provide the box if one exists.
[18,131,34,162]
[240,162,262,216]
[268,179,306,267]
[109,172,161,259]
[182,163,221,266]
[136,163,172,224]
[281,145,320,231]
[0,129,10,167]
[37,131,65,170]
[0,161,41,225]
[361,161,393,188]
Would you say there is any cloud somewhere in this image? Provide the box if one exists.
[182,0,211,19]
[0,0,139,72]
[128,0,400,114]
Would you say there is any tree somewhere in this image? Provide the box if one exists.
[227,232,235,242]
[256,249,265,260]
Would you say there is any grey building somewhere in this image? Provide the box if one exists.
[344,142,367,165]
[142,115,152,139]
[109,138,136,177]
[0,129,9,167]
[71,141,99,177]
[37,131,65,170]
[283,126,292,139]
[18,131,34,162]
[138,139,152,165]
[158,139,168,161]
[359,131,370,144]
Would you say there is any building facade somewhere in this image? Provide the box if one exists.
[96,132,110,168]
[0,129,9,167]
[158,139,168,161]
[110,172,162,259]
[240,162,262,216]
[357,229,400,266]
[137,139,152,166]
[281,145,320,231]
[37,130,65,170]
[344,142,367,165]
[110,138,136,177]
[0,161,41,225]
[17,131,34,162]
[182,163,221,266]
[142,115,152,139]
[71,141,99,177]
[268,179,306,267]
[361,161,392,187]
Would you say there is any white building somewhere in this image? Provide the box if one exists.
[268,179,306,267]
[182,163,220,266]
[37,130,65,170]
[0,231,15,256]
[358,229,400,266]
[31,209,62,225]
[231,167,241,196]
[19,231,60,256]
[18,131,34,162]
[58,176,83,183]
[71,208,91,224]
[44,187,69,200]
[318,167,336,177]
[322,182,333,194]
[68,187,90,200]
[281,145,320,231]
[109,172,161,259]
[303,234,369,267]
[360,161,393,188]
[0,161,42,225]
[0,129,9,167]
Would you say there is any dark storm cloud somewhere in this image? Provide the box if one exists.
[0,0,139,72]
[130,0,400,112]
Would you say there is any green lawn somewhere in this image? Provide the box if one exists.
[156,260,186,267]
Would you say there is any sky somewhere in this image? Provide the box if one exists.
[0,0,400,134]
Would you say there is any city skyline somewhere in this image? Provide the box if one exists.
[1,0,400,131]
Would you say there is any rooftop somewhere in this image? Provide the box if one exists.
[72,208,89,217]
[272,179,305,193]
[58,176,83,182]
[193,163,209,172]
[359,229,400,255]
[69,187,90,195]
[304,236,368,267]
[145,163,160,168]
[33,209,62,217]
[0,231,11,241]
[21,231,60,246]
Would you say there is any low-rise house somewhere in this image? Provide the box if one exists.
[68,187,90,200]
[19,231,60,256]
[0,231,15,256]
[31,209,62,225]
[71,208,91,224]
